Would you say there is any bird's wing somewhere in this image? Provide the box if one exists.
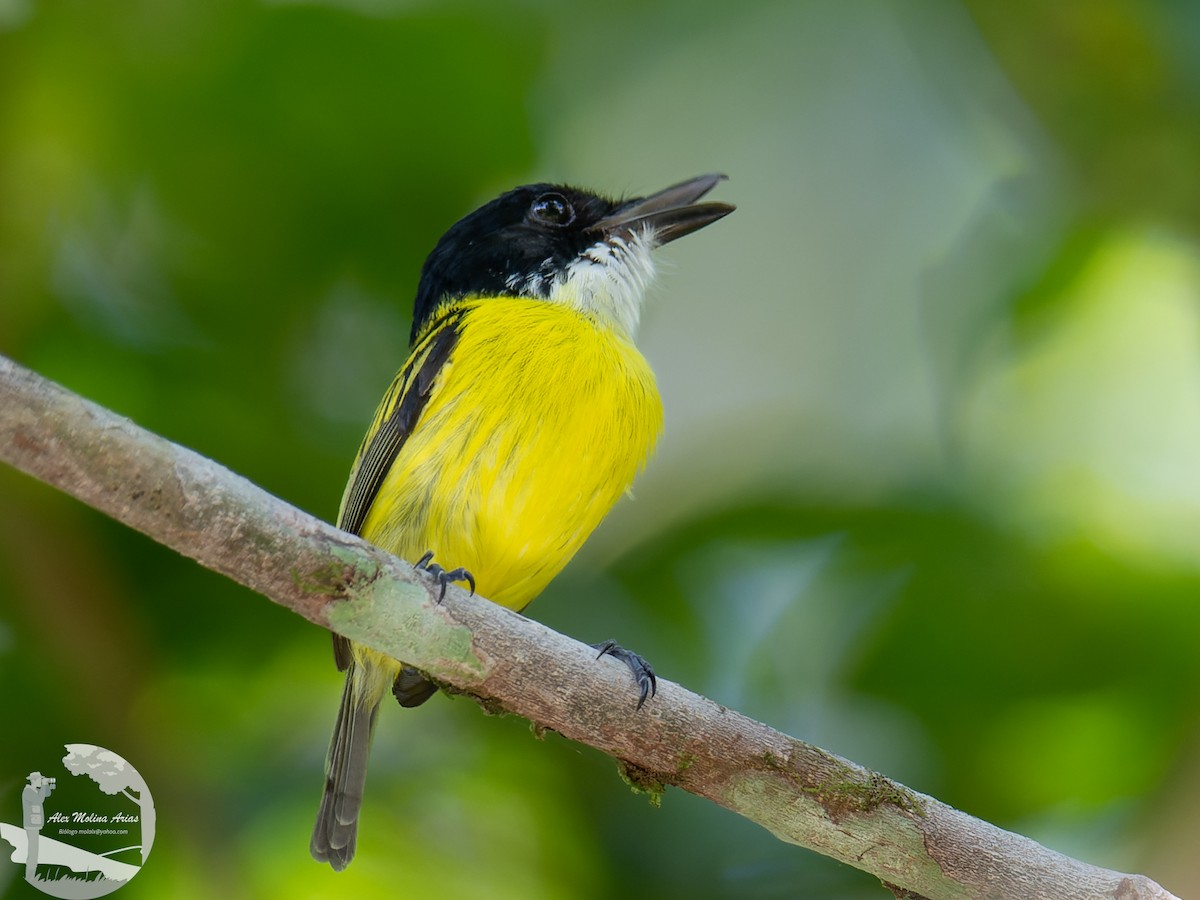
[331,308,465,672]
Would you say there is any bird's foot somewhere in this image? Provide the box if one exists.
[593,640,657,710]
[414,550,475,602]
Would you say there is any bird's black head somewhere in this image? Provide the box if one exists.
[410,175,733,343]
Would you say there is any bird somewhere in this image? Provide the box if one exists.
[310,173,734,870]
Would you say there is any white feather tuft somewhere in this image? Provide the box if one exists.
[547,229,658,337]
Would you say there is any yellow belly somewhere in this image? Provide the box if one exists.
[356,297,663,613]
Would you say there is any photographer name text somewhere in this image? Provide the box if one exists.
[47,811,140,824]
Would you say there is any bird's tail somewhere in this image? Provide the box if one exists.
[310,662,385,870]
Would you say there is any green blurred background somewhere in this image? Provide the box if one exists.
[2,0,1199,896]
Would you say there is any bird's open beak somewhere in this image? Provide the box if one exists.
[592,174,735,246]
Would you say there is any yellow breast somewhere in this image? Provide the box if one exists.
[358,297,663,611]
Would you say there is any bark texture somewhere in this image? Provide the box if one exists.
[0,353,1181,900]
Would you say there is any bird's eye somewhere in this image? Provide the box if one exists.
[529,192,575,227]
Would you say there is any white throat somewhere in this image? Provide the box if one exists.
[548,230,658,338]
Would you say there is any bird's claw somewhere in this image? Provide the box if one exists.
[594,640,657,710]
[414,550,475,602]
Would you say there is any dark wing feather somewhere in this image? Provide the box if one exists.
[330,309,464,672]
[337,311,463,537]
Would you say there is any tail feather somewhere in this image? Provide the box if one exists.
[311,663,382,870]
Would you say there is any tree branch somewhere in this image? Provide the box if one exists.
[0,353,1180,900]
